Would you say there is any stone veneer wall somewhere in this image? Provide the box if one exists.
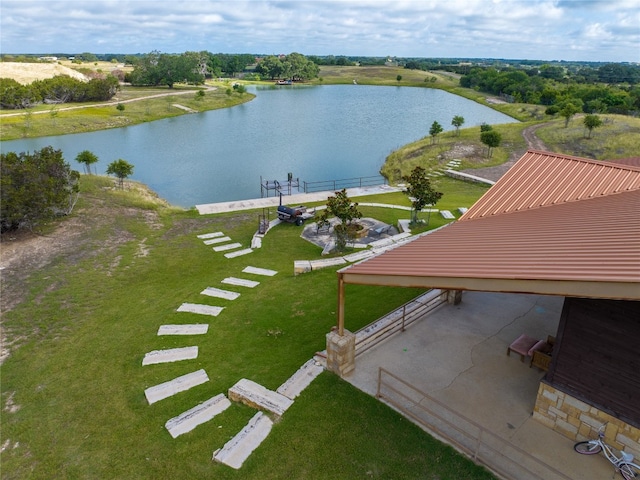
[533,382,640,457]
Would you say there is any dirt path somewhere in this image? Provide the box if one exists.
[461,122,550,182]
[0,85,217,118]
[521,123,549,151]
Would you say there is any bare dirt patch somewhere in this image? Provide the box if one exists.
[0,62,88,85]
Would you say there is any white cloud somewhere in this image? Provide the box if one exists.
[0,0,637,61]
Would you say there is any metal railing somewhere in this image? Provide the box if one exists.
[354,290,446,357]
[376,368,573,480]
[303,175,387,194]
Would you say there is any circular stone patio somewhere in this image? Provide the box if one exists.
[300,217,399,251]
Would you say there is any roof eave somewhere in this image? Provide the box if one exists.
[339,272,640,301]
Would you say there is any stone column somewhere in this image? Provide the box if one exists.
[447,289,462,305]
[326,329,356,377]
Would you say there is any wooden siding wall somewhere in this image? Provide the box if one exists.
[548,298,640,428]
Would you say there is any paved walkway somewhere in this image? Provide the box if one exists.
[195,184,403,215]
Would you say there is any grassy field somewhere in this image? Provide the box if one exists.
[0,83,253,141]
[381,113,640,183]
[536,114,640,160]
[1,175,495,479]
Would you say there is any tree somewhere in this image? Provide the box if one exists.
[451,115,465,136]
[558,99,583,127]
[396,75,402,82]
[316,189,362,252]
[1,146,79,232]
[480,130,502,158]
[429,121,443,144]
[583,114,603,139]
[402,166,443,225]
[106,159,134,189]
[129,51,204,88]
[75,150,99,175]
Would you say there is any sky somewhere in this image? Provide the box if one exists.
[1,0,638,62]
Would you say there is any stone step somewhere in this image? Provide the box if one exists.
[309,257,347,270]
[228,378,293,419]
[197,232,224,239]
[213,242,242,252]
[243,266,278,277]
[440,210,455,219]
[200,287,240,300]
[276,359,324,400]
[203,236,232,245]
[177,303,224,317]
[165,393,231,439]
[144,369,209,405]
[142,346,198,365]
[157,324,209,336]
[343,250,374,263]
[221,277,259,288]
[212,411,273,469]
[225,248,253,258]
[458,207,468,214]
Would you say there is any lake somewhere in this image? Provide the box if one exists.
[2,85,517,207]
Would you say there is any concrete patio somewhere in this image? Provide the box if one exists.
[344,291,616,480]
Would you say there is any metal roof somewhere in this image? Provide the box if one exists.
[461,150,640,221]
[341,151,640,300]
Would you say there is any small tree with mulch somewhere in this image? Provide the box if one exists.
[316,188,362,252]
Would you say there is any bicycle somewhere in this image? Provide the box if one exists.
[574,423,640,479]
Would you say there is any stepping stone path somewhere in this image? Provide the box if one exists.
[197,232,225,239]
[201,287,240,300]
[145,369,209,405]
[196,231,255,258]
[166,394,231,439]
[228,378,294,419]
[203,236,232,245]
[157,324,209,335]
[243,266,278,276]
[213,412,273,469]
[213,242,243,252]
[143,264,328,471]
[221,277,260,288]
[225,248,253,258]
[142,346,198,365]
[177,303,224,317]
[276,359,324,400]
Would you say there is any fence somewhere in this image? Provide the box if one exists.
[302,175,387,194]
[376,368,573,480]
[354,290,446,357]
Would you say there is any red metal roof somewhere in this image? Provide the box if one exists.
[461,150,640,221]
[341,151,640,300]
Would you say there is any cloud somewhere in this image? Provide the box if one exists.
[0,0,637,61]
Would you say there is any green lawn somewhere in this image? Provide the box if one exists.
[0,175,495,479]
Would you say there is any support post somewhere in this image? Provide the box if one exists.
[337,272,345,336]
[446,289,462,305]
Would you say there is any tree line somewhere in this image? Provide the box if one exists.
[457,65,640,115]
[254,52,319,81]
[0,75,119,109]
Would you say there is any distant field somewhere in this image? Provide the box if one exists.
[315,65,459,87]
[0,62,89,84]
